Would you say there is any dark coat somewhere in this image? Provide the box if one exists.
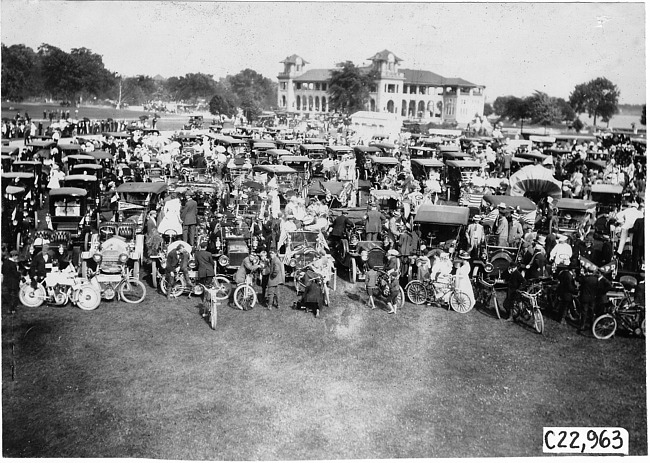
[301,271,323,309]
[2,257,21,289]
[194,249,215,278]
[268,256,285,286]
[556,269,578,301]
[331,214,354,237]
[166,250,180,274]
[30,251,51,279]
[181,198,198,225]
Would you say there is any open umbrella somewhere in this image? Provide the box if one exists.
[214,145,226,153]
[509,164,562,200]
[139,115,149,120]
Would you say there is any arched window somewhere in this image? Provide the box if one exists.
[322,97,327,112]
[401,100,407,117]
[370,99,376,112]
[408,100,416,118]
[282,96,287,108]
[386,100,394,113]
[427,101,434,117]
[295,96,300,110]
[308,96,313,111]
[418,101,425,117]
[315,97,320,111]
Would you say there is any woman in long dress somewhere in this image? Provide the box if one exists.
[157,193,183,236]
[455,250,476,310]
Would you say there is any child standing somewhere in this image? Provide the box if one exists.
[365,263,377,309]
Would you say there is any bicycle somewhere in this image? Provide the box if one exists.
[514,285,545,334]
[373,270,405,311]
[199,283,221,330]
[592,277,646,340]
[233,272,258,311]
[475,276,501,319]
[405,275,472,313]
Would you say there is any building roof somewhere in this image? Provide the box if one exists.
[292,68,332,82]
[401,69,446,86]
[281,54,308,65]
[401,69,481,87]
[367,49,402,62]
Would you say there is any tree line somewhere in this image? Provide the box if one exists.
[1,43,277,120]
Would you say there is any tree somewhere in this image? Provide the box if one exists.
[527,91,562,128]
[483,102,493,117]
[493,95,529,121]
[327,61,375,115]
[209,82,238,117]
[1,44,42,101]
[569,77,620,127]
[227,68,277,119]
[552,97,575,122]
[572,118,584,133]
[165,73,218,102]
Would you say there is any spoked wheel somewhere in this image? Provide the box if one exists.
[160,277,185,298]
[211,276,232,300]
[450,290,472,313]
[349,258,357,283]
[234,284,257,311]
[19,283,46,308]
[75,284,101,311]
[322,283,330,306]
[119,278,147,304]
[406,281,427,305]
[592,314,617,340]
[533,308,545,334]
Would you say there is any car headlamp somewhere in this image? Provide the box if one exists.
[93,253,102,263]
[218,255,229,267]
[289,258,297,267]
[118,253,128,263]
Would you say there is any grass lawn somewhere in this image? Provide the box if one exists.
[2,275,646,458]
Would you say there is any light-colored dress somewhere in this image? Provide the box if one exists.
[455,260,476,310]
[157,198,182,235]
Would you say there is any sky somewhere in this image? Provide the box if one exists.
[1,1,646,104]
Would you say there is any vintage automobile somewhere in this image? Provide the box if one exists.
[410,158,446,186]
[66,154,97,170]
[61,174,101,226]
[299,143,328,177]
[70,162,104,181]
[115,182,167,236]
[90,150,115,170]
[2,145,19,161]
[24,139,56,159]
[275,139,300,153]
[550,198,598,236]
[326,145,354,162]
[213,227,251,276]
[47,187,93,258]
[0,155,11,172]
[408,146,437,159]
[1,172,40,215]
[252,164,303,200]
[480,195,536,281]
[251,141,277,164]
[445,159,482,201]
[590,184,624,215]
[279,154,311,182]
[353,145,382,180]
[57,142,83,158]
[183,115,204,130]
[369,141,396,156]
[413,202,469,252]
[11,160,45,196]
[328,207,377,282]
[214,135,248,156]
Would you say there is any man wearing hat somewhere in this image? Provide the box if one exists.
[265,249,285,310]
[507,207,523,247]
[2,248,22,313]
[615,201,643,256]
[577,268,612,335]
[493,203,509,247]
[180,191,198,247]
[330,210,354,244]
[556,263,579,325]
[30,241,52,289]
[522,235,547,279]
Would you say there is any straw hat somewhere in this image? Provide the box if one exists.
[387,249,399,256]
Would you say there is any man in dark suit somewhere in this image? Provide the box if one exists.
[165,246,180,300]
[330,210,354,242]
[364,205,385,241]
[180,192,198,247]
[30,242,52,288]
[194,241,215,285]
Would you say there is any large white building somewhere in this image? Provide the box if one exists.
[277,50,485,126]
